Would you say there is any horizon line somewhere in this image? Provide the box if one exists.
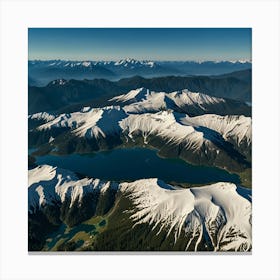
[28,58,252,63]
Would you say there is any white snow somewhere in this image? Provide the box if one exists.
[229,59,251,64]
[28,165,252,251]
[37,106,127,139]
[179,114,252,145]
[33,99,251,153]
[81,106,91,112]
[28,112,56,122]
[121,179,251,251]
[119,110,203,148]
[28,165,59,187]
[113,58,156,68]
[82,61,91,67]
[169,89,225,107]
[51,79,67,85]
[146,61,155,67]
[28,165,116,210]
[109,88,149,103]
[111,88,227,114]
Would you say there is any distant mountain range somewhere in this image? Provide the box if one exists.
[28,69,251,114]
[28,58,252,86]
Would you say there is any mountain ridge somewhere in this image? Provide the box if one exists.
[28,164,252,252]
[28,59,251,86]
[29,101,251,173]
[28,70,252,114]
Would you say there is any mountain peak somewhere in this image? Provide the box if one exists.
[49,79,68,86]
[81,61,91,67]
[114,58,156,68]
[109,87,150,103]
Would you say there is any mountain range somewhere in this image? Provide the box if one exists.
[28,96,252,251]
[28,59,252,252]
[28,164,251,251]
[28,58,251,86]
[29,88,251,174]
[28,69,251,114]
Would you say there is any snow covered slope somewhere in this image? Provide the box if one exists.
[29,103,251,172]
[110,88,250,116]
[28,165,252,251]
[37,106,128,139]
[28,112,56,122]
[110,88,225,113]
[31,105,251,159]
[28,165,118,211]
[121,179,251,251]
[111,88,223,105]
[32,106,251,150]
[178,114,252,146]
[119,110,204,147]
[28,58,157,69]
[113,58,156,68]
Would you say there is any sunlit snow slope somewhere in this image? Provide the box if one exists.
[28,165,251,252]
[29,97,251,172]
[110,88,250,116]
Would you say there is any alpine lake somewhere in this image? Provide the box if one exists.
[29,146,244,251]
[30,146,241,186]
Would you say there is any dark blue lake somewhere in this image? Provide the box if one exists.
[35,147,240,184]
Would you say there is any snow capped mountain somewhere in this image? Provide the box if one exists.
[119,110,203,147]
[28,59,157,70]
[28,112,56,122]
[169,89,225,107]
[110,88,250,116]
[31,58,157,69]
[28,112,57,129]
[49,79,68,86]
[33,104,249,151]
[28,165,118,211]
[110,87,150,103]
[81,61,91,67]
[121,179,251,251]
[30,98,251,172]
[114,58,156,68]
[28,54,252,252]
[111,88,227,113]
[29,59,251,67]
[37,106,128,139]
[111,87,225,105]
[28,164,252,251]
[179,114,252,146]
[28,59,252,87]
[228,59,252,64]
[30,87,251,153]
[28,73,252,252]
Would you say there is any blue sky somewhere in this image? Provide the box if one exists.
[28,28,251,61]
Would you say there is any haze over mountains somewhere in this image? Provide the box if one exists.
[28,58,251,86]
[28,68,251,114]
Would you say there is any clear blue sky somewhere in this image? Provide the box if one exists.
[28,28,251,61]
